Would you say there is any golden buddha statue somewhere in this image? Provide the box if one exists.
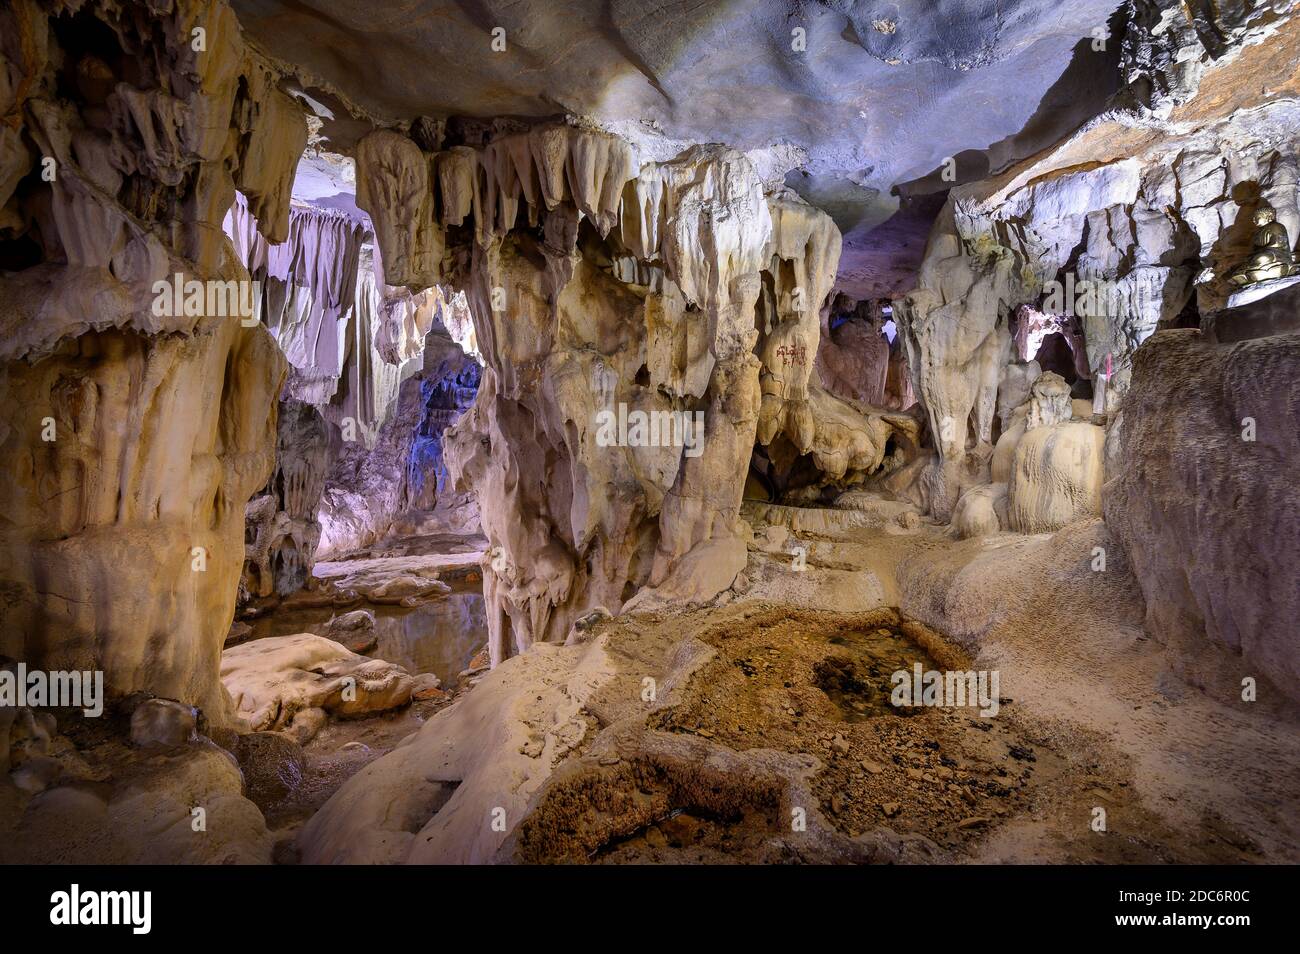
[1228,206,1296,287]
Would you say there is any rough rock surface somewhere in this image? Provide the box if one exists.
[242,399,329,598]
[1105,328,1300,702]
[0,319,286,722]
[130,699,200,751]
[951,483,1007,539]
[221,633,415,730]
[1,705,273,863]
[319,121,918,665]
[300,507,1300,864]
[1008,422,1106,533]
[231,0,1122,297]
[298,638,614,864]
[892,0,1300,534]
[892,211,1025,520]
[0,0,306,721]
[317,330,480,558]
[937,4,1300,411]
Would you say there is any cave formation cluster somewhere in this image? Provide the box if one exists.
[0,0,1297,866]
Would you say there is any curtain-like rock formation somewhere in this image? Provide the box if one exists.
[226,179,485,569]
[224,194,366,404]
[242,400,329,599]
[0,0,306,719]
[344,120,916,664]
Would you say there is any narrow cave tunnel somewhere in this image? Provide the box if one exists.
[0,0,1297,914]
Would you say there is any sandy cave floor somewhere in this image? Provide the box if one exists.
[250,499,1298,864]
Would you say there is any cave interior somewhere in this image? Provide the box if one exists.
[0,0,1297,871]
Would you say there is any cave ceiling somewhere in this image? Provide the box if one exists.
[232,0,1124,298]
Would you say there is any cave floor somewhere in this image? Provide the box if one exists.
[507,599,1278,864]
[277,499,1299,864]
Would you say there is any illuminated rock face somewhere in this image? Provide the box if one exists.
[892,214,1026,522]
[436,135,776,663]
[891,0,1300,532]
[0,0,304,720]
[0,319,285,722]
[316,330,480,559]
[0,0,1292,702]
[1007,422,1106,533]
[221,633,415,730]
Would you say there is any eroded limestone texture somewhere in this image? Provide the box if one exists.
[317,328,480,558]
[891,0,1300,533]
[3,0,1299,872]
[0,318,286,721]
[332,121,917,664]
[0,0,306,720]
[1105,328,1300,703]
[892,212,1026,521]
[242,399,329,599]
[221,633,415,731]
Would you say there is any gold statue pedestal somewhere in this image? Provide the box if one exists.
[1225,273,1300,309]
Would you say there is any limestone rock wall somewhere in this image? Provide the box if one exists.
[1007,422,1106,533]
[895,0,1300,529]
[317,330,480,558]
[1104,328,1300,702]
[817,297,891,407]
[892,209,1028,520]
[1,0,306,358]
[1118,0,1299,117]
[0,319,286,721]
[888,0,1300,700]
[0,0,305,719]
[940,2,1300,414]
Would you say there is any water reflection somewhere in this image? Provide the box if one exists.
[370,592,487,685]
[247,590,487,686]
